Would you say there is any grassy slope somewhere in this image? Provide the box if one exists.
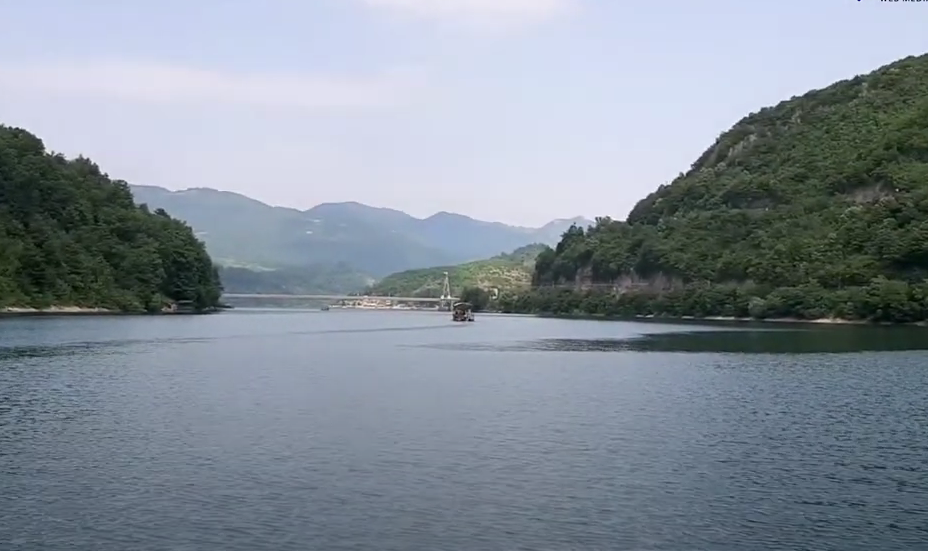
[368,244,548,297]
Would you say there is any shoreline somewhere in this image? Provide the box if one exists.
[653,314,926,327]
[516,311,928,327]
[1,306,117,317]
[0,305,225,317]
[651,314,868,325]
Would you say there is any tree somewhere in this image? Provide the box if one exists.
[0,125,223,312]
[458,287,491,311]
[502,54,928,323]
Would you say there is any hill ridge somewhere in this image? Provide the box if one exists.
[135,185,587,228]
[130,184,592,276]
[502,52,928,323]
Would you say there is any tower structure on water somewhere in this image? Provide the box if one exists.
[440,271,453,311]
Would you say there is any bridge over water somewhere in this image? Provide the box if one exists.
[222,271,459,304]
[221,293,458,303]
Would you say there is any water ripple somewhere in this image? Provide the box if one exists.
[2,311,927,550]
[412,328,928,354]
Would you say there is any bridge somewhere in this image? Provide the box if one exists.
[221,293,457,303]
[222,272,459,306]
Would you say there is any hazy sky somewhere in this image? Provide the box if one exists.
[0,0,925,226]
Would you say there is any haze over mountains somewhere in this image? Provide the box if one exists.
[129,185,591,277]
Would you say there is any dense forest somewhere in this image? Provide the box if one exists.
[499,54,928,323]
[0,125,222,312]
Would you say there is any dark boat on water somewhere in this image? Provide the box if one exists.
[452,301,474,322]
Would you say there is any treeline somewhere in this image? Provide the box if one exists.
[500,54,928,324]
[498,278,928,323]
[218,263,370,295]
[0,125,222,312]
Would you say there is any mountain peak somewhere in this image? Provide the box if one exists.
[425,211,474,221]
[129,184,591,275]
[543,215,590,225]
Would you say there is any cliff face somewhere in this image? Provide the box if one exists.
[509,54,928,322]
[563,266,682,294]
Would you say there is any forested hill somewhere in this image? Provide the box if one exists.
[130,184,593,276]
[0,126,222,312]
[367,243,548,298]
[502,53,928,323]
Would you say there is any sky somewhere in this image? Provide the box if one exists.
[0,0,926,227]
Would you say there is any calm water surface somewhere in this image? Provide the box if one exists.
[1,309,927,550]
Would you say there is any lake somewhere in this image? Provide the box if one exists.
[1,309,926,550]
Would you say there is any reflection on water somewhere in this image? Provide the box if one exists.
[423,325,928,354]
[0,337,216,362]
[621,326,928,353]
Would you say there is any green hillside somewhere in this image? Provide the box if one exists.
[219,264,372,295]
[0,126,222,312]
[368,243,549,298]
[494,243,550,265]
[501,54,928,323]
[131,185,592,277]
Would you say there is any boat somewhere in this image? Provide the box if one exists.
[320,305,330,311]
[452,301,475,322]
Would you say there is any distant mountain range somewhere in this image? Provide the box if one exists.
[129,185,592,277]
